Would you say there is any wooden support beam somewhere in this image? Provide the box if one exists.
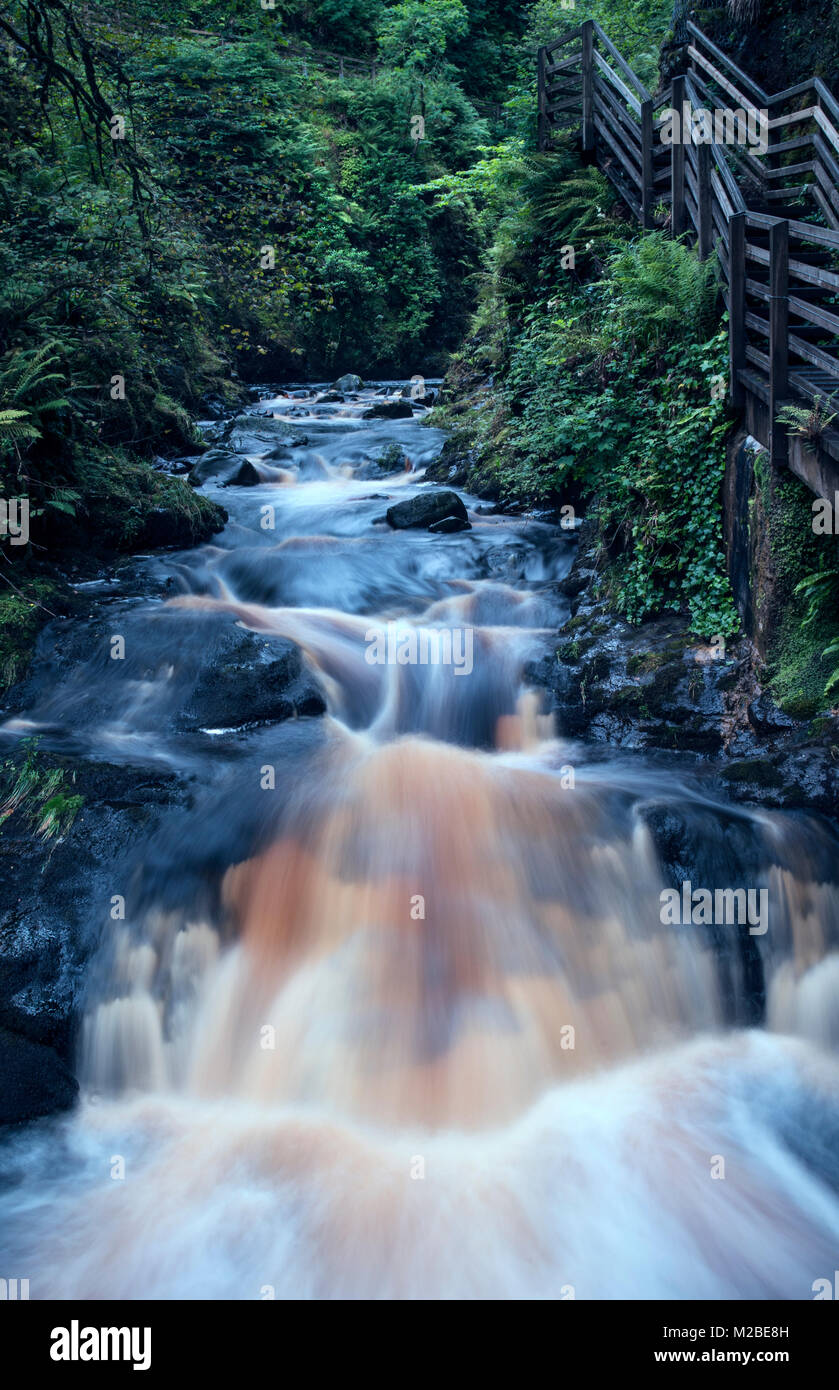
[769,220,790,465]
[697,141,712,260]
[670,76,686,237]
[641,99,655,228]
[581,21,595,153]
[729,212,746,408]
[537,46,548,151]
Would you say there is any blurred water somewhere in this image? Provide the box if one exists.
[1,384,838,1300]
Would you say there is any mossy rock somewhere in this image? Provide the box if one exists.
[626,649,672,677]
[720,759,784,788]
[557,636,596,664]
[779,693,823,721]
[0,579,68,694]
[581,650,612,683]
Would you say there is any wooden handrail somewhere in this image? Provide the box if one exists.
[685,20,769,107]
[539,17,839,474]
[592,21,650,102]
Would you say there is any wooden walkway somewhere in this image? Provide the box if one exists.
[538,20,839,476]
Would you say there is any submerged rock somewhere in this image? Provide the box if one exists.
[385,490,469,530]
[428,515,470,534]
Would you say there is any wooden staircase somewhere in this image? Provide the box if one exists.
[538,19,839,489]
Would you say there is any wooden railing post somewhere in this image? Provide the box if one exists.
[537,46,548,151]
[697,140,712,259]
[641,98,655,228]
[581,20,595,153]
[729,211,746,408]
[670,76,686,237]
[769,219,789,466]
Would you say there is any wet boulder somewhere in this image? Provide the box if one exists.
[188,450,245,487]
[316,391,345,404]
[386,490,469,531]
[332,374,364,392]
[224,460,262,487]
[362,399,414,421]
[0,1028,78,1126]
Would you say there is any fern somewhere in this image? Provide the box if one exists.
[777,396,838,441]
[0,408,39,442]
[607,234,720,350]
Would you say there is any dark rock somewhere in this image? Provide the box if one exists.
[332,374,364,392]
[362,399,414,421]
[0,1028,78,1126]
[386,490,468,530]
[224,460,262,487]
[748,695,797,735]
[317,391,345,404]
[188,450,245,486]
[175,627,327,731]
[720,759,785,789]
[0,757,191,1124]
[135,501,227,550]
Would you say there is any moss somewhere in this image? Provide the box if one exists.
[564,613,590,633]
[582,651,612,683]
[627,649,671,677]
[779,692,823,721]
[753,466,839,716]
[557,636,595,664]
[55,449,227,553]
[0,579,62,693]
[610,685,644,711]
[720,759,784,788]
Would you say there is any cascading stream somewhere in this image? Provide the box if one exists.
[2,384,839,1299]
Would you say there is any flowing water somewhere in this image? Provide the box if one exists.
[2,385,839,1299]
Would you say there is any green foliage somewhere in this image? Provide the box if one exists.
[0,579,60,689]
[793,568,839,700]
[524,0,671,91]
[777,396,839,441]
[0,738,84,841]
[606,234,720,351]
[377,0,470,70]
[752,464,839,716]
[435,141,737,639]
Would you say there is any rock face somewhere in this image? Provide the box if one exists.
[0,600,327,1127]
[385,490,469,531]
[332,374,364,392]
[362,399,414,420]
[551,520,839,815]
[0,1028,79,1126]
[8,606,326,735]
[0,756,190,1128]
